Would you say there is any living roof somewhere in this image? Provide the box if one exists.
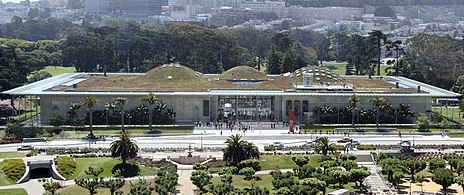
[45,65,418,93]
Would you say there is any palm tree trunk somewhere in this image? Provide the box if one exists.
[89,108,93,134]
[148,105,153,131]
[376,107,380,128]
[351,107,356,127]
[121,109,125,132]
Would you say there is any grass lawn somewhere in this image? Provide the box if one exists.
[71,157,158,179]
[41,66,76,76]
[212,174,274,192]
[260,155,320,170]
[0,189,28,195]
[0,151,28,159]
[57,180,153,195]
[0,161,17,186]
[11,106,40,122]
[322,62,391,76]
[70,126,194,137]
[327,182,356,194]
[433,106,462,124]
[448,134,464,138]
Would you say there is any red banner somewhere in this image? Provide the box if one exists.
[289,110,294,132]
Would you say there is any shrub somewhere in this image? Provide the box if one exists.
[237,159,261,171]
[1,159,26,182]
[56,156,76,179]
[239,167,256,180]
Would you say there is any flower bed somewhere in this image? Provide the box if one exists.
[56,156,76,178]
[1,159,25,182]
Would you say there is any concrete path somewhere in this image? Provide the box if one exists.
[177,170,196,195]
[0,179,44,195]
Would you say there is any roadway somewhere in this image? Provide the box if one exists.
[1,131,463,153]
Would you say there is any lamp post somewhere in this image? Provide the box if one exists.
[200,132,203,150]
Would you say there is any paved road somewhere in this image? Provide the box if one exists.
[0,132,463,152]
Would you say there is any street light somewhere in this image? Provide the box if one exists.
[200,132,203,150]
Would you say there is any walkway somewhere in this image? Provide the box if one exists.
[0,179,44,195]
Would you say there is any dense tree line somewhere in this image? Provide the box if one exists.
[285,0,464,7]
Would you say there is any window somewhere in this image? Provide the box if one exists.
[286,100,292,116]
[203,100,209,116]
[294,101,300,116]
[303,101,309,112]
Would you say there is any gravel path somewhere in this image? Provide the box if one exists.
[177,170,196,195]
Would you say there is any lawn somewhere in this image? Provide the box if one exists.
[432,106,462,123]
[57,180,153,195]
[0,151,28,159]
[71,157,158,179]
[41,66,76,76]
[11,106,40,122]
[0,189,28,195]
[448,134,464,138]
[211,174,274,192]
[260,155,320,170]
[211,174,355,194]
[322,62,391,76]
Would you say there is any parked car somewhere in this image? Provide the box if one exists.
[350,140,361,145]
[303,141,316,147]
[271,142,284,147]
[17,144,34,151]
[337,137,353,143]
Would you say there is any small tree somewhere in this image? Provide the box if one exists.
[392,171,404,187]
[428,158,447,173]
[329,170,351,188]
[275,187,293,195]
[292,155,310,167]
[403,159,426,181]
[341,160,358,171]
[415,174,425,193]
[300,178,327,195]
[193,163,210,171]
[416,113,430,132]
[237,159,261,171]
[75,166,104,195]
[432,168,455,192]
[220,174,233,185]
[350,168,371,192]
[208,183,235,195]
[129,180,153,195]
[191,170,212,194]
[49,114,64,130]
[103,177,125,195]
[239,167,256,180]
[42,179,62,195]
[455,176,464,193]
[154,168,178,195]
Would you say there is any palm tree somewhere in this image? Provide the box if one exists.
[369,30,388,76]
[110,132,139,165]
[140,92,158,132]
[315,137,336,156]
[347,94,360,128]
[113,97,128,132]
[105,102,116,125]
[223,134,259,165]
[369,97,388,128]
[81,96,100,135]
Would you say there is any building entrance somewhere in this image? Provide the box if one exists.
[217,96,275,122]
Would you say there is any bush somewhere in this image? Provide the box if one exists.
[1,159,26,182]
[56,156,76,179]
[237,159,261,171]
[239,167,256,180]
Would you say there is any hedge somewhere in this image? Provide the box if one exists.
[56,156,76,179]
[1,159,26,182]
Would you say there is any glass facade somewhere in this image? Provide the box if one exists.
[218,96,275,121]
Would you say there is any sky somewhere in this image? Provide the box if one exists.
[2,0,39,3]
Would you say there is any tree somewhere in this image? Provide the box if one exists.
[292,155,310,167]
[452,75,464,95]
[350,168,370,192]
[239,167,256,180]
[75,167,104,195]
[49,113,64,130]
[237,159,261,171]
[112,97,127,132]
[347,94,360,127]
[191,170,212,194]
[140,92,158,132]
[415,174,426,193]
[368,30,388,77]
[81,96,100,135]
[368,97,388,128]
[385,40,404,77]
[275,187,293,195]
[223,134,259,166]
[315,137,336,156]
[392,171,404,187]
[432,168,455,192]
[103,177,125,195]
[455,176,464,193]
[341,160,358,171]
[449,158,464,176]
[266,47,281,74]
[329,170,351,188]
[299,178,327,195]
[154,168,178,195]
[416,113,430,132]
[129,180,153,195]
[110,132,139,165]
[42,179,62,195]
[403,159,426,181]
[428,158,447,173]
[208,183,235,195]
